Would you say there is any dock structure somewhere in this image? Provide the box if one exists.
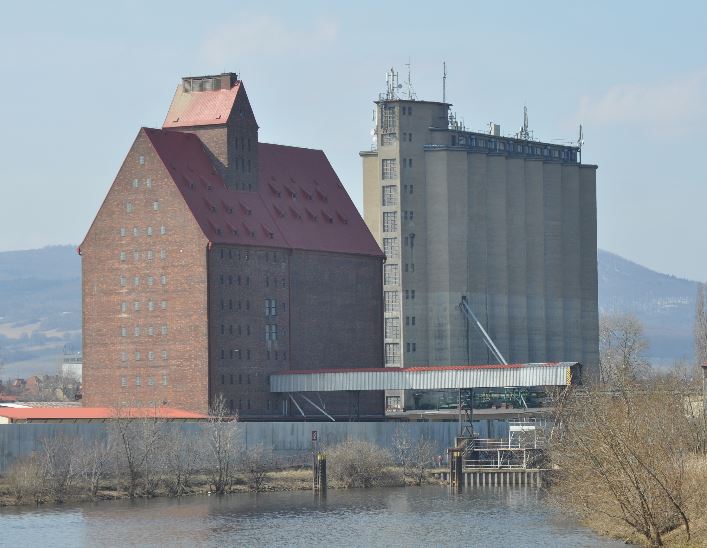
[440,418,548,490]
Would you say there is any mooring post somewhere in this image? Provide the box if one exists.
[318,452,327,495]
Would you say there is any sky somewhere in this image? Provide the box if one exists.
[0,0,705,281]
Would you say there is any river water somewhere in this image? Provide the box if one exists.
[0,485,621,547]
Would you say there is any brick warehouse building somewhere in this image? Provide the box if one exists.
[80,73,385,417]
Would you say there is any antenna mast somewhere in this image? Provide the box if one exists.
[405,59,417,100]
[577,124,584,164]
[517,105,531,140]
[442,61,447,103]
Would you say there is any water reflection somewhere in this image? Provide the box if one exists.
[0,486,621,547]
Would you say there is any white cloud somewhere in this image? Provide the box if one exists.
[576,68,707,136]
[200,14,337,65]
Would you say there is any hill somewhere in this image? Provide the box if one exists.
[598,249,700,363]
[0,245,81,378]
[0,245,700,378]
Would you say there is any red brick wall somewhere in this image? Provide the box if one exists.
[81,129,210,413]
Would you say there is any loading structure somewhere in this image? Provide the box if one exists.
[270,361,580,423]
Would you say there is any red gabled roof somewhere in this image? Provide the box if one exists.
[143,129,384,258]
[163,82,241,128]
[0,406,208,421]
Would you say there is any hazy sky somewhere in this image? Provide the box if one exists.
[1,1,705,281]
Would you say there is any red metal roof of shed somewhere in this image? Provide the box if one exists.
[0,406,208,421]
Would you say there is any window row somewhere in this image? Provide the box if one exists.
[385,317,400,339]
[131,177,152,189]
[401,105,413,116]
[233,136,252,152]
[406,316,416,326]
[119,249,167,261]
[383,237,399,260]
[404,234,415,248]
[402,184,414,194]
[385,342,400,365]
[121,300,167,313]
[405,289,416,300]
[121,374,168,387]
[219,299,250,311]
[402,158,413,168]
[120,325,169,337]
[119,226,167,237]
[383,211,397,232]
[218,248,281,263]
[119,275,167,287]
[382,159,398,180]
[384,291,399,313]
[402,132,413,142]
[120,350,168,362]
[234,157,252,173]
[220,348,253,360]
[126,201,159,213]
[220,372,254,385]
[382,185,398,206]
[265,298,277,316]
[406,342,417,352]
[220,274,250,286]
[220,324,252,336]
[405,263,415,273]
[219,349,287,362]
[403,210,414,221]
[384,264,399,286]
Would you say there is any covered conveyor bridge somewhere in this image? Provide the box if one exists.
[270,362,580,393]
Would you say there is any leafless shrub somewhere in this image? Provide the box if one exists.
[203,395,240,494]
[391,429,436,485]
[599,313,650,387]
[327,440,393,488]
[6,454,47,505]
[239,444,273,492]
[39,433,80,502]
[163,425,202,496]
[548,378,699,546]
[109,407,165,498]
[77,436,113,500]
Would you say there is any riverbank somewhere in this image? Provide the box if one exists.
[0,466,440,509]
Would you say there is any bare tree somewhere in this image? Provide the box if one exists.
[548,379,698,546]
[695,283,707,368]
[391,429,436,485]
[239,444,273,492]
[109,406,165,499]
[599,313,649,386]
[163,424,202,496]
[40,433,80,503]
[77,436,113,500]
[204,394,239,494]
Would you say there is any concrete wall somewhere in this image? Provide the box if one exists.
[0,421,511,473]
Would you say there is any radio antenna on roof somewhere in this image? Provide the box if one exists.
[442,61,447,103]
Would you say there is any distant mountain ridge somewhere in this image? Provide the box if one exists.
[0,245,81,378]
[0,246,700,377]
[598,249,700,362]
